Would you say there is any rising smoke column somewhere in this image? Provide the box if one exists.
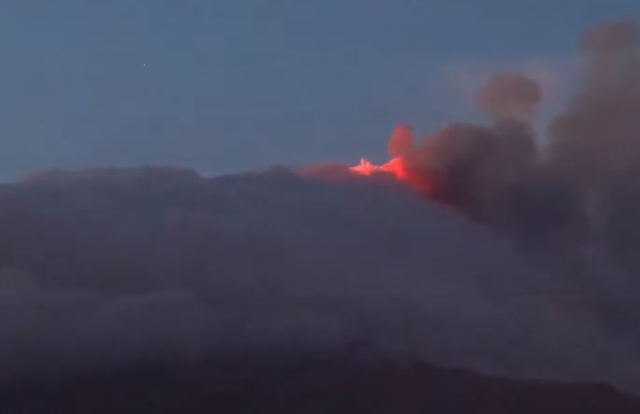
[438,17,640,273]
[474,72,543,122]
[545,17,640,273]
[353,67,593,261]
[382,72,542,222]
[343,17,638,271]
[548,17,640,187]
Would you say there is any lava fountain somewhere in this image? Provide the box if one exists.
[349,125,435,196]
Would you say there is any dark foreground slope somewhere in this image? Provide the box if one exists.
[0,166,638,410]
[1,352,639,414]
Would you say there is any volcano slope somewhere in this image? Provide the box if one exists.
[0,166,638,411]
[2,351,640,414]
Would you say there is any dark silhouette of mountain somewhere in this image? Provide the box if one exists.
[0,351,638,413]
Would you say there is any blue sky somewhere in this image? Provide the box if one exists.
[0,1,637,178]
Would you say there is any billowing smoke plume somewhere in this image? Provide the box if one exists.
[368,17,640,276]
[544,18,640,273]
[548,17,640,185]
[382,72,540,223]
[474,72,543,122]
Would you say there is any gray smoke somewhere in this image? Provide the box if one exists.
[548,17,640,185]
[384,18,640,278]
[380,73,539,222]
[474,72,543,122]
[543,17,640,274]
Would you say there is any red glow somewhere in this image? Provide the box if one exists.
[350,157,408,178]
[349,157,433,194]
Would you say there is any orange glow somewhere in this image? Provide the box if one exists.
[349,157,433,194]
[350,157,408,179]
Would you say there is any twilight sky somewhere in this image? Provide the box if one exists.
[0,0,637,179]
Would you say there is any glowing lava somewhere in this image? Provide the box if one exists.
[349,157,433,194]
[350,157,409,179]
